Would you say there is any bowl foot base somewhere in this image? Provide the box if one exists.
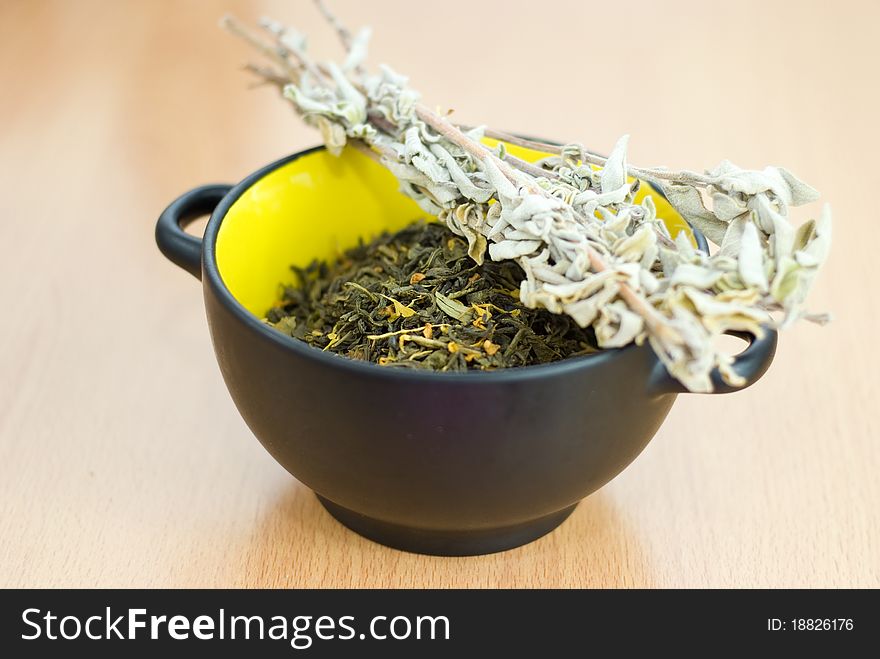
[316,495,578,556]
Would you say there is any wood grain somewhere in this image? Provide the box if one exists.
[0,0,877,588]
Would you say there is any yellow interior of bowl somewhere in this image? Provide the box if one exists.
[217,140,694,316]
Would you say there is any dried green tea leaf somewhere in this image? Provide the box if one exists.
[264,221,597,371]
[435,292,473,322]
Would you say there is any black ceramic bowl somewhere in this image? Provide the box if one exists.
[156,143,777,556]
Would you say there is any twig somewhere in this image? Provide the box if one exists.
[367,324,450,341]
[256,18,328,84]
[347,139,383,164]
[234,41,560,184]
[312,0,368,77]
[366,111,399,137]
[480,127,713,187]
[244,63,288,88]
[500,151,560,181]
[414,105,522,187]
[220,15,299,82]
[313,0,354,49]
[350,138,401,164]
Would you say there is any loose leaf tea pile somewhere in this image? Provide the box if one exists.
[266,221,598,370]
[223,1,833,391]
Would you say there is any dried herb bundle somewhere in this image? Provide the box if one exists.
[266,221,598,370]
[223,1,832,391]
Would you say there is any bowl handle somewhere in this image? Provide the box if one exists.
[155,184,232,280]
[650,327,778,395]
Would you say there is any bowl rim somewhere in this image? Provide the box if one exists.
[202,145,703,384]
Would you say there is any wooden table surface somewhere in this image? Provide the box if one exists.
[1,0,877,588]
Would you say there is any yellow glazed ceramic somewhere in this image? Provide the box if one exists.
[217,140,694,317]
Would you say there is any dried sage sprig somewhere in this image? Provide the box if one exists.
[221,2,832,392]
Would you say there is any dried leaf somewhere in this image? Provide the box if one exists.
[776,167,821,206]
[770,257,801,302]
[488,239,542,261]
[379,295,416,318]
[601,135,629,194]
[595,301,643,348]
[342,26,371,71]
[797,204,832,267]
[738,221,769,292]
[435,292,473,322]
[317,116,346,156]
[671,264,723,289]
[663,183,729,245]
[712,191,747,221]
